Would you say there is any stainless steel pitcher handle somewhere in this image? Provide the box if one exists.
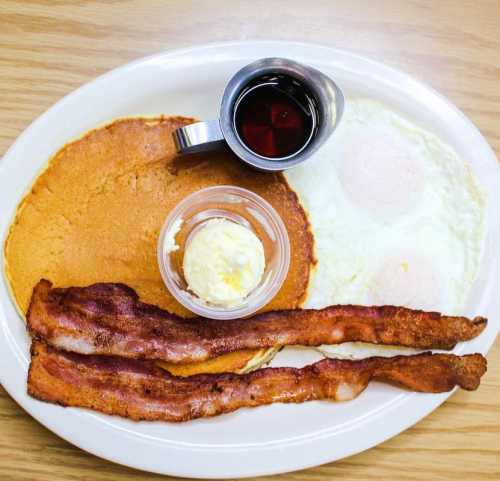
[173,119,225,154]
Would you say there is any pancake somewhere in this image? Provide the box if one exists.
[4,116,314,375]
[157,347,281,377]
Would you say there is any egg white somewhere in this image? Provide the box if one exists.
[283,98,487,360]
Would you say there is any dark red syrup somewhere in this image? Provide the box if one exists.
[234,75,317,158]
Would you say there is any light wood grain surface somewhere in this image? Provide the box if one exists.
[1,1,499,480]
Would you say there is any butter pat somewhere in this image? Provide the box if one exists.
[183,218,265,307]
[164,218,183,254]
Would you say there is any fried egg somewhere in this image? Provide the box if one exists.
[284,98,487,359]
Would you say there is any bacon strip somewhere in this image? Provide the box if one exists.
[27,280,487,363]
[28,341,486,422]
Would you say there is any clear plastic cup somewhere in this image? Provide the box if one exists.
[157,185,290,320]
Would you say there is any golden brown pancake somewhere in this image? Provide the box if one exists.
[4,117,314,375]
[157,348,281,377]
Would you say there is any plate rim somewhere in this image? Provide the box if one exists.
[0,39,498,478]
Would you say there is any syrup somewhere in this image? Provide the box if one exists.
[234,75,317,159]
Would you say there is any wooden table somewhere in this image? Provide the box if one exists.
[1,1,499,479]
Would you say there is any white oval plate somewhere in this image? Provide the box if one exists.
[1,41,499,478]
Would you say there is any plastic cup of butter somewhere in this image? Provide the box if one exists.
[157,185,290,320]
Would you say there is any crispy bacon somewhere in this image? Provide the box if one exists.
[27,280,487,363]
[28,341,486,422]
